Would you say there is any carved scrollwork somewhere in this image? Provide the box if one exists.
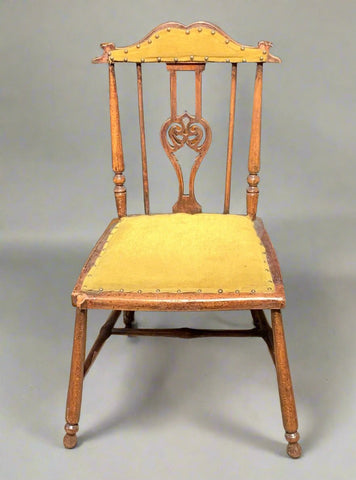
[166,112,207,152]
[161,112,211,213]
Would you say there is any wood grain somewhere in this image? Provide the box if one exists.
[109,63,126,217]
[161,63,211,213]
[63,308,87,449]
[271,309,301,458]
[224,63,237,214]
[136,63,150,214]
[247,63,263,219]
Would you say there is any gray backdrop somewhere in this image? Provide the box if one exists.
[1,1,356,479]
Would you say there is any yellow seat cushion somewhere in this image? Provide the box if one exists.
[82,213,275,294]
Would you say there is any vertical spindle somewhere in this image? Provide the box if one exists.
[109,62,126,217]
[247,62,263,219]
[224,63,237,214]
[136,63,150,215]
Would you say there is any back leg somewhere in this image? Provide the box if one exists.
[271,309,302,458]
[123,311,135,328]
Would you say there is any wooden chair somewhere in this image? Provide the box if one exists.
[63,21,301,458]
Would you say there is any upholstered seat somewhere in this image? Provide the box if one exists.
[81,213,274,294]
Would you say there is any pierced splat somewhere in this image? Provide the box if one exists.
[160,64,211,213]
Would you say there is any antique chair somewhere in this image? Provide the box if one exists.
[63,21,301,458]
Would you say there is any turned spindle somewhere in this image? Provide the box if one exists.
[247,62,263,219]
[108,56,126,217]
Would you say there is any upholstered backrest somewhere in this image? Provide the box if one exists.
[93,22,281,218]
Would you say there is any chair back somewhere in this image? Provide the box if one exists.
[93,22,281,218]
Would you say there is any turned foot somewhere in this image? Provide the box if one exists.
[63,423,79,449]
[285,432,302,459]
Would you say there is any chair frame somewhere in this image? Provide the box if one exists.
[63,22,301,458]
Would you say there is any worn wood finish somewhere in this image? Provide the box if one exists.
[271,309,301,458]
[83,310,121,376]
[108,61,126,217]
[136,63,150,214]
[224,63,237,214]
[64,308,87,449]
[247,63,263,219]
[64,23,301,458]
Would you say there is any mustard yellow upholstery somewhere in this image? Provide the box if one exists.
[82,213,274,294]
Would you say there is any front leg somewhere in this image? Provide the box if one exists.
[63,308,87,449]
[271,309,302,458]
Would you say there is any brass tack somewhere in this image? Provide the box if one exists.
[148,39,152,44]
[240,46,245,51]
[267,287,272,291]
[99,288,103,292]
[137,289,142,294]
[155,34,159,39]
[119,288,124,292]
[260,56,264,61]
[251,289,256,293]
[185,29,190,35]
[124,49,128,53]
[263,50,267,54]
[174,57,178,62]
[211,30,215,35]
[190,55,194,60]
[177,289,181,293]
[167,27,171,32]
[265,269,269,272]
[268,280,273,283]
[226,59,230,62]
[225,39,229,44]
[124,57,128,62]
[83,285,87,288]
[242,58,247,63]
[156,289,160,293]
[198,27,202,32]
[204,56,209,61]
[141,58,145,62]
[235,289,240,294]
[218,289,223,293]
[197,289,202,293]
[136,44,140,49]
[157,57,161,62]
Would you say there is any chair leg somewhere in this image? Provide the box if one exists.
[123,310,135,328]
[271,309,302,459]
[63,308,87,449]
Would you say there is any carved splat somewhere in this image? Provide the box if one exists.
[160,64,211,213]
